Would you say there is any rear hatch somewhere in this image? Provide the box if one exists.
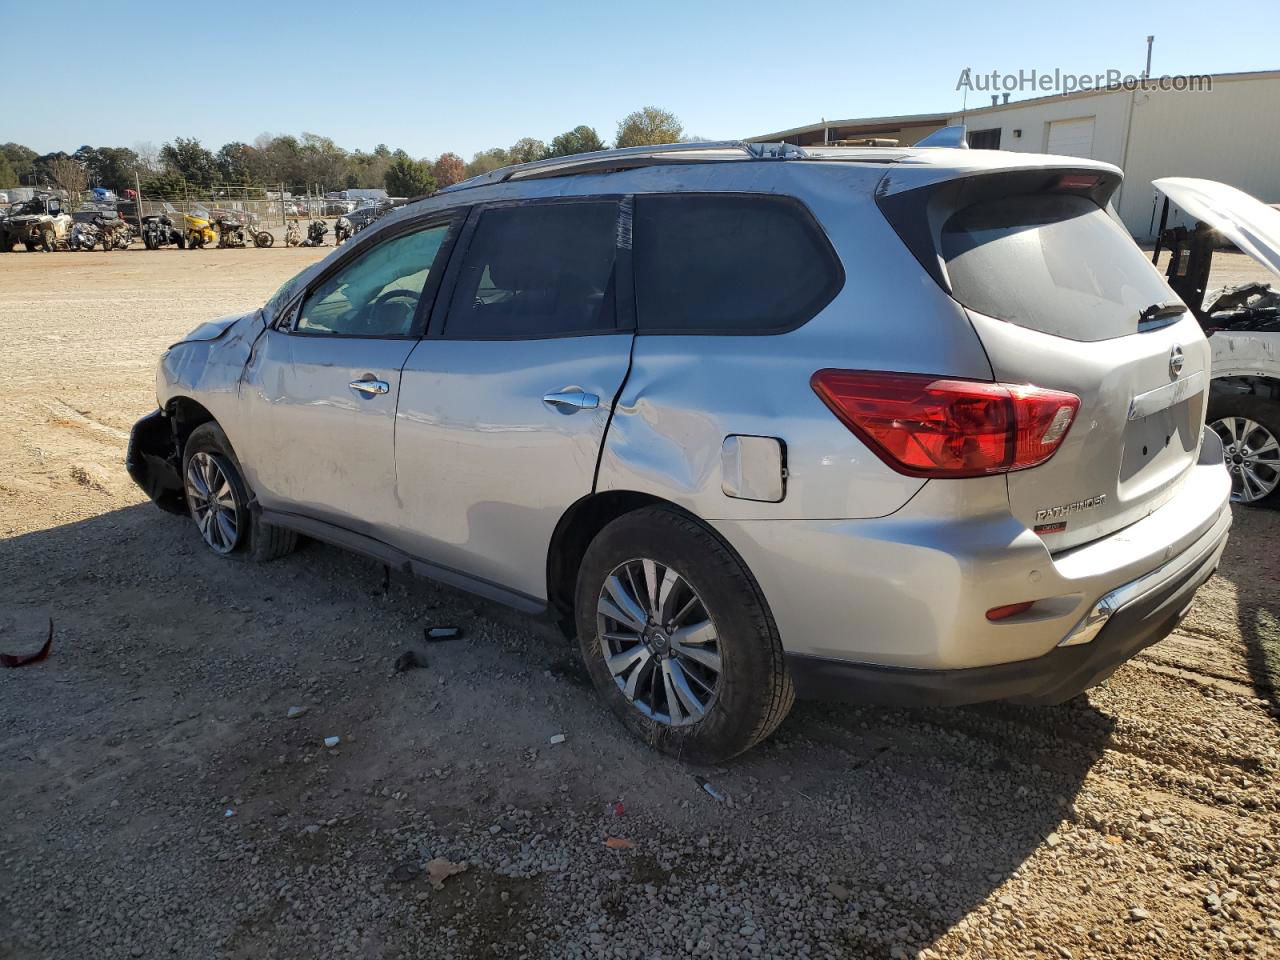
[879,165,1210,551]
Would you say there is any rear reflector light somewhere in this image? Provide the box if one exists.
[811,370,1080,478]
[986,601,1034,621]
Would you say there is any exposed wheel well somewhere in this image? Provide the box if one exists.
[1210,375,1280,405]
[546,491,665,622]
[165,397,217,456]
[544,491,773,642]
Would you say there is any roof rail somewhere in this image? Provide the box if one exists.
[440,141,808,193]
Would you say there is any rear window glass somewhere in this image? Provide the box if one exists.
[444,201,618,339]
[941,194,1175,342]
[634,194,842,333]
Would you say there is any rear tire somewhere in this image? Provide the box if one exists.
[575,506,794,762]
[1208,395,1280,508]
[182,422,298,561]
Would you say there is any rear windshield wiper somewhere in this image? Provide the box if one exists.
[1138,301,1187,328]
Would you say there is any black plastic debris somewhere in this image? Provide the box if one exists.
[1,619,53,669]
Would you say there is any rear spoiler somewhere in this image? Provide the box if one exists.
[876,167,1123,293]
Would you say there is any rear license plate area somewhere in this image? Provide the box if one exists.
[1119,400,1196,484]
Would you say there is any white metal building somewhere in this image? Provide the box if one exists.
[747,70,1280,238]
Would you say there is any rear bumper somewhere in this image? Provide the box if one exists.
[785,501,1230,705]
[712,427,1232,699]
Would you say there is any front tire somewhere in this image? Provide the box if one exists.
[575,506,794,762]
[182,423,298,561]
[1209,395,1280,508]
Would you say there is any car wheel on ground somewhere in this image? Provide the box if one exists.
[574,505,794,763]
[1208,395,1280,507]
[182,422,298,560]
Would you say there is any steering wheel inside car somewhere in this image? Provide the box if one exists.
[358,289,419,336]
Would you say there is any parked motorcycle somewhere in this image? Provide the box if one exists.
[67,221,99,251]
[285,221,302,247]
[182,206,216,249]
[213,212,274,248]
[141,213,178,249]
[334,216,353,245]
[301,219,329,247]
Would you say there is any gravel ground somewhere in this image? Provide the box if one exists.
[1,247,1278,960]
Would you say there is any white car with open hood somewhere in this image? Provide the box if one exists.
[1152,177,1280,507]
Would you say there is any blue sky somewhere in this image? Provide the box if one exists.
[8,0,1278,160]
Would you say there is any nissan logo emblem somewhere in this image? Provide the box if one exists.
[1169,345,1185,378]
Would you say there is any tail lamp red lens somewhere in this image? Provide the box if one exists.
[810,370,1080,478]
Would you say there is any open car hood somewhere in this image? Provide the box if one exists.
[1153,177,1280,282]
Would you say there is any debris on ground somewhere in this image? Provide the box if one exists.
[323,736,340,748]
[424,858,467,890]
[694,776,725,802]
[604,837,634,850]
[393,650,424,673]
[223,809,234,818]
[549,734,566,745]
[604,800,625,818]
[1,619,53,669]
[424,626,460,641]
[286,705,308,719]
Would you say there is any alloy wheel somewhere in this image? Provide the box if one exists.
[184,451,242,554]
[1211,416,1280,504]
[596,559,722,727]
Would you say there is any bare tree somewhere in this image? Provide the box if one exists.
[49,155,88,194]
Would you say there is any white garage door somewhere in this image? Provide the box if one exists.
[1046,117,1095,158]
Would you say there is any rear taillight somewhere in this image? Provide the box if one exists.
[810,370,1080,478]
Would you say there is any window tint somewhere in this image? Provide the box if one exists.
[296,223,451,337]
[941,194,1175,342]
[634,194,842,333]
[444,201,619,338]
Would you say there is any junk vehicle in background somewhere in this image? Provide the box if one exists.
[141,210,181,249]
[212,211,274,248]
[0,195,72,251]
[141,204,216,249]
[67,220,99,251]
[1152,178,1280,507]
[95,216,134,251]
[301,219,328,246]
[181,206,216,249]
[127,139,1231,761]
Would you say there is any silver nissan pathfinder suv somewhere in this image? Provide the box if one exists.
[128,140,1232,761]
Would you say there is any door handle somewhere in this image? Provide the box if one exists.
[543,388,599,411]
[349,379,390,395]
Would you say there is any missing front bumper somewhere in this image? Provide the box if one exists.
[125,410,186,515]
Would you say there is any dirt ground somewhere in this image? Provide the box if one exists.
[1,247,1277,960]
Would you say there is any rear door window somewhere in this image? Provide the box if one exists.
[633,194,842,334]
[941,193,1176,341]
[443,201,619,339]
